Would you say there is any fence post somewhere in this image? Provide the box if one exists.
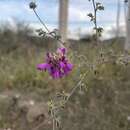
[59,0,69,42]
[125,0,130,50]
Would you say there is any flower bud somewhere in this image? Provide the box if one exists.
[29,2,37,9]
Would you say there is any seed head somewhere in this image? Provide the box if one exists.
[29,2,37,9]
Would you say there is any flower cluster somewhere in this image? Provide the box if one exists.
[37,48,73,79]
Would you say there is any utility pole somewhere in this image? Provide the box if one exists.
[116,0,121,38]
[59,0,69,42]
[125,0,130,50]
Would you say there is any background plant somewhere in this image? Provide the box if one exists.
[88,0,104,42]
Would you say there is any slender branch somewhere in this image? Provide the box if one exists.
[66,72,88,103]
[116,0,121,38]
[92,0,98,42]
[33,9,50,33]
[51,71,88,112]
[33,9,65,46]
[124,0,127,25]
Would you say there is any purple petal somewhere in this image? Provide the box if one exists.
[46,52,52,58]
[37,63,49,71]
[52,71,60,79]
[60,61,65,68]
[57,47,66,55]
[66,63,73,71]
[46,52,52,62]
[62,63,73,75]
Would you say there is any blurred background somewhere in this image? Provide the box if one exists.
[0,0,127,39]
[0,0,130,130]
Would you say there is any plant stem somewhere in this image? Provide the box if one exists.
[65,71,88,104]
[51,71,88,111]
[33,9,65,45]
[33,9,50,33]
[92,0,98,42]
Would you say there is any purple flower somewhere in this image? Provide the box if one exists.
[37,47,73,79]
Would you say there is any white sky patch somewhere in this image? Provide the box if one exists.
[0,3,23,15]
[24,4,33,14]
[6,17,17,29]
[69,7,88,22]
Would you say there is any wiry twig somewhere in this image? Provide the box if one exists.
[88,0,104,43]
[65,71,88,103]
[92,0,98,41]
[33,9,50,33]
[48,71,88,130]
[32,8,65,46]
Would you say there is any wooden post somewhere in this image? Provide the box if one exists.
[125,0,130,50]
[116,0,121,38]
[59,0,69,42]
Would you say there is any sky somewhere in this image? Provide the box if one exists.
[0,0,127,39]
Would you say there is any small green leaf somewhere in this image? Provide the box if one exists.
[87,13,93,18]
[96,3,104,11]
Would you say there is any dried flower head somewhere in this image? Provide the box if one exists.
[29,2,37,9]
[37,48,73,79]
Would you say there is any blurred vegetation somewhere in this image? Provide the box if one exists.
[0,22,130,130]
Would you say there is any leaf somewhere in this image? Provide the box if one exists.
[88,13,95,22]
[96,3,104,11]
[87,13,93,18]
[97,27,103,33]
[98,5,104,11]
[97,27,103,37]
